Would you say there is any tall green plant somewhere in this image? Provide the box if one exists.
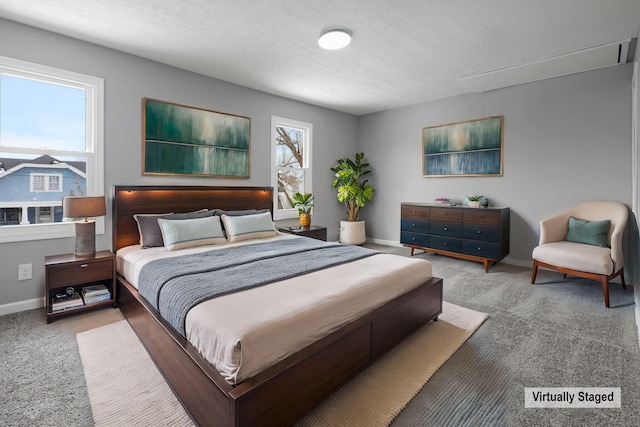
[330,152,374,222]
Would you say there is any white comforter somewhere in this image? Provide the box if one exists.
[117,234,433,384]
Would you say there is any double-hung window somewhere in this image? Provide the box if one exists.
[0,55,104,242]
[271,116,313,220]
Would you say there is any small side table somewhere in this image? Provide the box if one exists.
[45,250,117,323]
[278,224,327,241]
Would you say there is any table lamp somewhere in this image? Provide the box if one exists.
[63,196,106,256]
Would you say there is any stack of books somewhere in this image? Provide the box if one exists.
[51,292,84,312]
[82,284,111,305]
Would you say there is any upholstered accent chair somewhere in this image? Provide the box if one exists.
[531,201,628,308]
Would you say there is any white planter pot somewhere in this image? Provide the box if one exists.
[468,201,481,208]
[339,220,366,245]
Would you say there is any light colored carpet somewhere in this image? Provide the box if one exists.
[77,302,486,426]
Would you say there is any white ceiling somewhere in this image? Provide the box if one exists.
[1,0,640,115]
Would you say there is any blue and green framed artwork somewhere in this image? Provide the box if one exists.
[422,115,503,177]
[143,98,250,178]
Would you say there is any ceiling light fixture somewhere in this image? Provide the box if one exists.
[318,28,352,50]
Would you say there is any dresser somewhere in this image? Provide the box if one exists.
[400,203,510,272]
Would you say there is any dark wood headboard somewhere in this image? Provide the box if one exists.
[112,185,273,252]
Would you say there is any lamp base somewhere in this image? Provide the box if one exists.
[75,220,96,256]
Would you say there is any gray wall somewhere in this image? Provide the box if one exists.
[358,64,633,265]
[0,18,357,312]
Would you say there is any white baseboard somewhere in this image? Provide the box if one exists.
[0,297,44,316]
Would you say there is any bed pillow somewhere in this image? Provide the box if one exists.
[565,216,611,247]
[221,212,277,243]
[134,213,173,248]
[134,209,213,248]
[157,215,227,251]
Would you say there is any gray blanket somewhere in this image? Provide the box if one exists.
[138,238,380,337]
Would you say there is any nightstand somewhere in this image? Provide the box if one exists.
[278,225,327,241]
[45,250,117,323]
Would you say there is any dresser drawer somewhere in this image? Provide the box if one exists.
[47,259,113,288]
[463,240,500,259]
[401,218,430,233]
[430,208,462,222]
[401,205,430,220]
[463,209,500,225]
[401,231,430,248]
[429,221,462,238]
[463,224,500,243]
[430,236,462,253]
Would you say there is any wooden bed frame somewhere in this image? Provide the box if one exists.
[112,185,443,427]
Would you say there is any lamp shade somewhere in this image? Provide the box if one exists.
[63,196,106,219]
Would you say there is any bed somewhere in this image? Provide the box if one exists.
[113,185,443,426]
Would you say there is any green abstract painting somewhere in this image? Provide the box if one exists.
[143,98,250,178]
[423,116,503,177]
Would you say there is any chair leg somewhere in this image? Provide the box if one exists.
[531,262,538,284]
[620,268,627,290]
[601,276,610,308]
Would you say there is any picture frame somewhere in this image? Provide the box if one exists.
[422,115,504,177]
[142,98,251,178]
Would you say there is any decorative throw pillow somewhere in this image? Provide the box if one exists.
[221,211,277,243]
[134,209,213,248]
[565,216,611,247]
[157,215,226,251]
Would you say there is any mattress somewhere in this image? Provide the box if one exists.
[117,234,433,384]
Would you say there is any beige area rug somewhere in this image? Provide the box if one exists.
[77,302,487,426]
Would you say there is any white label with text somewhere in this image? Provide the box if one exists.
[524,387,621,408]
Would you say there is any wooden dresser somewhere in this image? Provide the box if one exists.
[401,203,510,272]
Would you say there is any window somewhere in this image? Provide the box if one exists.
[0,55,104,242]
[30,173,62,192]
[271,116,312,219]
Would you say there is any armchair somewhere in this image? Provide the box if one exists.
[530,201,627,308]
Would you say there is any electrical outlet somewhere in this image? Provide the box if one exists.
[18,263,32,281]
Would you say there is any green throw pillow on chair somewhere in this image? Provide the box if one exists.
[565,216,611,247]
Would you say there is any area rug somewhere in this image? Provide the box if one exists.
[77,302,487,426]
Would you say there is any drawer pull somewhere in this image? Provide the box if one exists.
[477,247,482,250]
[443,227,448,231]
[477,231,482,234]
[412,223,416,227]
[443,243,447,246]
[80,264,89,268]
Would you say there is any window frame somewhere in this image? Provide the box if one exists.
[271,116,313,220]
[0,55,104,243]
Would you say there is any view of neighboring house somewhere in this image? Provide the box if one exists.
[0,154,85,225]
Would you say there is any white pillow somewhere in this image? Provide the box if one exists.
[157,215,227,251]
[221,211,277,243]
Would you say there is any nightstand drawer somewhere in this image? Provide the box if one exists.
[47,259,113,288]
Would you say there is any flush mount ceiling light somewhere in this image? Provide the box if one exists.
[318,28,352,50]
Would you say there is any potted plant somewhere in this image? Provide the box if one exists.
[291,192,314,227]
[330,152,374,244]
[467,195,483,208]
